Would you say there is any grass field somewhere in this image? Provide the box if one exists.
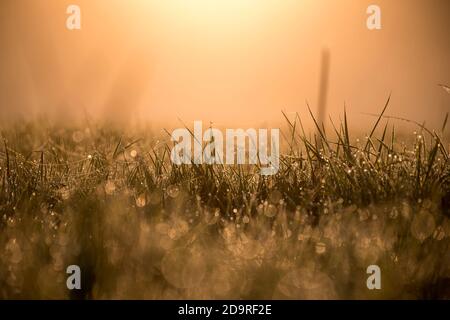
[1,106,449,299]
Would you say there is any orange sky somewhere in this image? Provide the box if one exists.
[0,0,449,130]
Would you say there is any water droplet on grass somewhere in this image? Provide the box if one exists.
[390,207,399,219]
[168,228,177,240]
[358,208,370,221]
[7,239,22,264]
[136,194,147,208]
[269,190,282,204]
[72,131,84,143]
[264,204,277,218]
[58,187,70,200]
[433,226,446,241]
[411,210,435,241]
[315,242,327,254]
[104,180,116,195]
[167,185,180,198]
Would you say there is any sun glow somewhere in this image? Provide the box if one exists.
[129,0,286,31]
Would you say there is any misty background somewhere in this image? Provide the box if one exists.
[0,0,449,130]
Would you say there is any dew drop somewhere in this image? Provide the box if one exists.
[136,194,147,208]
[59,187,70,200]
[315,242,327,255]
[411,210,435,242]
[264,204,277,218]
[72,131,84,143]
[104,180,116,195]
[167,185,180,198]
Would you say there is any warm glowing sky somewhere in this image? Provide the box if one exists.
[0,0,449,129]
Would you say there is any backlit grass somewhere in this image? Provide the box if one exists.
[1,105,449,299]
